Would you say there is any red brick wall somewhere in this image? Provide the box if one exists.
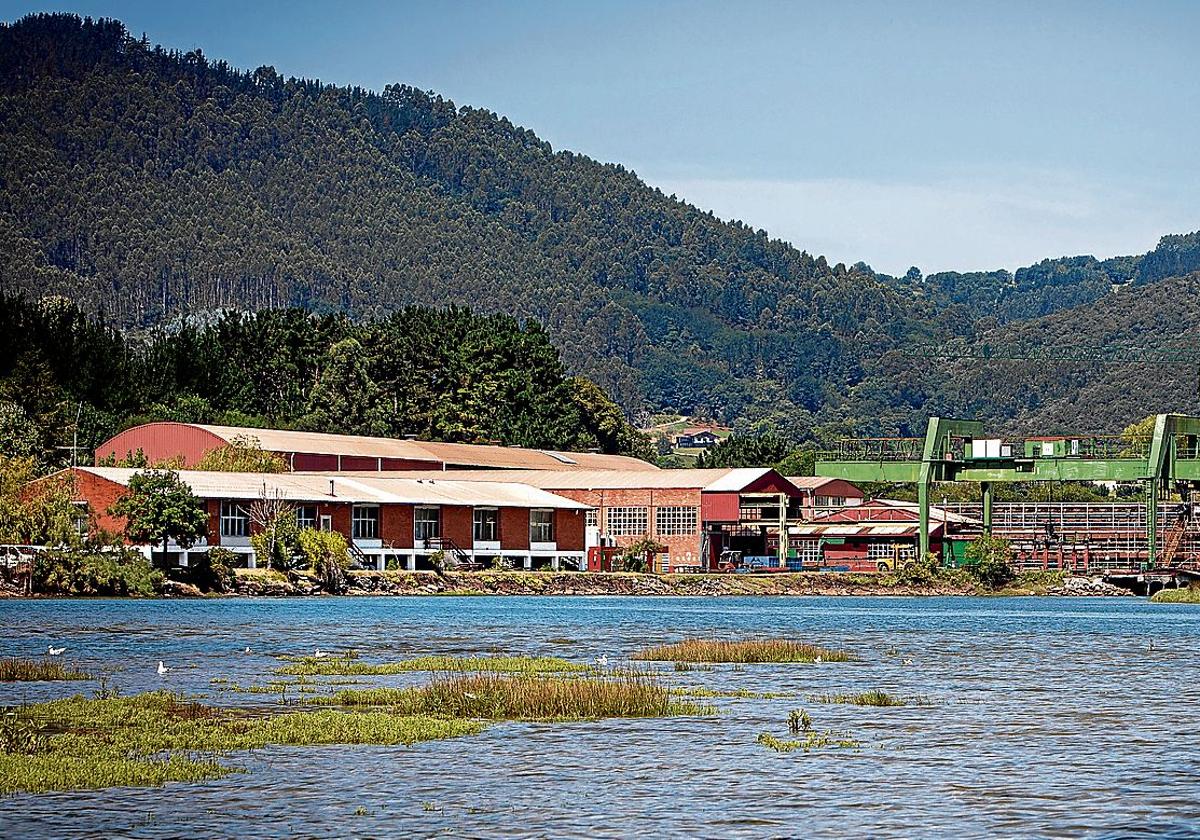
[382,504,414,548]
[501,508,530,550]
[549,487,704,566]
[555,509,585,551]
[60,469,130,539]
[443,505,473,549]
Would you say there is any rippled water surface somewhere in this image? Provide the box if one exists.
[2,596,1199,838]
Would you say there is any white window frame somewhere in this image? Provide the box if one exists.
[529,509,555,543]
[414,506,441,542]
[585,509,599,529]
[352,505,379,540]
[655,506,698,536]
[473,507,499,543]
[296,505,318,530]
[607,506,648,536]
[220,501,250,538]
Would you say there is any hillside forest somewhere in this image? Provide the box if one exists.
[1,14,1199,472]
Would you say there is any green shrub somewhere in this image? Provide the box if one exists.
[187,548,239,593]
[31,544,162,596]
[298,528,350,593]
[250,510,300,570]
[965,536,1015,588]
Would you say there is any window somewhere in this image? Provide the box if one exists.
[352,505,379,540]
[530,509,555,543]
[71,502,89,539]
[296,505,318,530]
[220,501,249,538]
[795,540,822,564]
[867,542,917,561]
[414,506,441,542]
[655,506,698,536]
[607,507,648,536]
[585,509,598,529]
[474,508,499,542]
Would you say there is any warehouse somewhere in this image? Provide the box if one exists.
[95,422,658,473]
[60,467,591,571]
[347,467,807,572]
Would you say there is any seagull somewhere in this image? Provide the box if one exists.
[595,655,608,667]
[313,648,329,659]
[902,658,914,666]
[157,661,170,675]
[814,656,823,664]
[47,645,66,656]
[244,646,252,654]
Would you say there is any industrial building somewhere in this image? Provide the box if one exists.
[63,467,591,571]
[96,423,658,473]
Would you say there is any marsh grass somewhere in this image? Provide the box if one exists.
[0,658,90,682]
[1151,586,1200,604]
[671,686,793,700]
[311,673,713,720]
[277,654,593,677]
[810,690,925,707]
[0,691,483,794]
[633,639,855,664]
[756,731,861,753]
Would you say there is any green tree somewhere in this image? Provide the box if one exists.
[110,469,208,567]
[195,435,288,472]
[964,535,1015,588]
[297,527,350,593]
[300,338,389,436]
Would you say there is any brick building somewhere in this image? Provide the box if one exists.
[358,467,806,572]
[57,467,591,571]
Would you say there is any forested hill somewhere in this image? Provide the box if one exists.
[1,13,1198,441]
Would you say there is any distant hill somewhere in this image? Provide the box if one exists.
[1,13,1198,439]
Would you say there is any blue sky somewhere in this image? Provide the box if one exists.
[4,0,1198,273]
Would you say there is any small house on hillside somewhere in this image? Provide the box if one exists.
[673,428,721,449]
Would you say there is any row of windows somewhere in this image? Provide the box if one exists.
[218,503,556,543]
[592,506,700,537]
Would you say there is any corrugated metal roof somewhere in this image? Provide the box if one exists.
[315,467,783,493]
[788,523,935,538]
[785,476,856,491]
[192,424,656,471]
[76,468,591,509]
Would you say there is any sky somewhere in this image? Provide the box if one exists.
[4,0,1198,274]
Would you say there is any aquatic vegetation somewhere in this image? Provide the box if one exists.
[756,731,861,753]
[632,639,856,664]
[277,654,592,677]
[671,686,793,700]
[1151,586,1200,604]
[810,690,927,707]
[0,691,483,794]
[788,709,812,733]
[311,673,713,720]
[0,657,90,681]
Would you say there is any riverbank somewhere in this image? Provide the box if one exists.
[224,569,1131,598]
[1,567,1135,599]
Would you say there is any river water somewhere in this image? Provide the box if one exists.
[1,596,1198,838]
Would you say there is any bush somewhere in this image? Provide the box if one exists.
[249,510,300,571]
[965,536,1015,588]
[31,544,162,596]
[894,552,943,585]
[620,538,664,573]
[298,528,350,593]
[186,548,239,593]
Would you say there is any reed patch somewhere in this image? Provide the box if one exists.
[633,639,855,664]
[0,657,90,682]
[311,672,713,720]
[276,654,592,677]
[810,690,927,707]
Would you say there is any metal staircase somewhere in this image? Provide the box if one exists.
[422,537,479,570]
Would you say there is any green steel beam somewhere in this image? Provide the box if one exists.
[816,413,1200,568]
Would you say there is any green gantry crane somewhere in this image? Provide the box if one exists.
[816,414,1200,567]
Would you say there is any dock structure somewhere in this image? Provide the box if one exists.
[816,414,1200,568]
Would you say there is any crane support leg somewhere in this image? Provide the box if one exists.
[1146,479,1158,569]
[982,481,993,537]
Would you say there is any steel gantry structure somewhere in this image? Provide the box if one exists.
[816,414,1200,566]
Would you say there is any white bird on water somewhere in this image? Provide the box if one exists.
[157,661,170,675]
[313,648,329,659]
[902,658,914,666]
[814,656,823,664]
[47,645,66,656]
[244,646,252,654]
[595,655,608,668]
